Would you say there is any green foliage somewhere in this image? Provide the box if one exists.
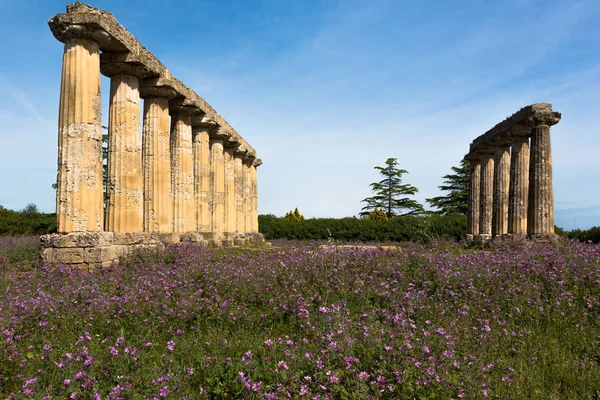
[0,204,57,236]
[283,207,305,222]
[360,158,424,218]
[367,208,388,221]
[426,158,469,215]
[259,214,467,242]
[562,226,600,243]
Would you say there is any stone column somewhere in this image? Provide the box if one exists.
[466,158,481,241]
[56,28,109,233]
[508,133,530,235]
[102,59,146,233]
[251,159,262,233]
[234,148,247,234]
[478,154,494,241]
[224,137,240,235]
[170,101,200,233]
[140,83,176,232]
[192,116,215,233]
[492,145,510,237]
[210,129,230,239]
[243,154,255,234]
[528,122,556,238]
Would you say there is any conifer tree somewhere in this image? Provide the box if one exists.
[360,158,424,218]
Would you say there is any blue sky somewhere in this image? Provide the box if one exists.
[1,0,600,230]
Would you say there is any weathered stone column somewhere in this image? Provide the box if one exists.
[102,57,149,233]
[242,153,255,234]
[56,28,109,233]
[528,116,560,238]
[234,147,248,234]
[224,137,240,235]
[140,82,176,232]
[478,154,494,241]
[192,116,215,233]
[492,145,510,237]
[250,159,262,233]
[210,129,231,239]
[508,131,530,235]
[466,158,481,241]
[170,100,200,233]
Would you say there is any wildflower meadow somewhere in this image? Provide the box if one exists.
[0,237,599,398]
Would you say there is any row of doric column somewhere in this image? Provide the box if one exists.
[55,28,260,237]
[466,104,560,241]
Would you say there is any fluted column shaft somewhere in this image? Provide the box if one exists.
[234,155,245,233]
[142,96,172,232]
[243,159,253,234]
[250,163,259,233]
[467,160,481,240]
[193,127,212,233]
[105,74,142,232]
[224,147,236,234]
[528,124,554,236]
[171,114,195,233]
[508,136,529,235]
[57,38,104,233]
[492,146,510,237]
[210,139,225,237]
[479,155,494,240]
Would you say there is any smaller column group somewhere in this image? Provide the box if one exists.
[465,104,561,242]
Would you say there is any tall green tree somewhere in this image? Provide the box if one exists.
[360,158,424,218]
[426,158,469,215]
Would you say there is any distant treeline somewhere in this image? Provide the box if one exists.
[258,214,467,243]
[0,204,56,236]
[555,226,600,244]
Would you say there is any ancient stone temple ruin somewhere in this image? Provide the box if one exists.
[465,103,561,242]
[41,3,263,270]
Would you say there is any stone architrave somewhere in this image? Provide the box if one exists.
[466,158,481,241]
[528,117,559,237]
[508,132,530,235]
[478,154,494,241]
[192,117,215,233]
[102,64,145,233]
[492,145,510,237]
[140,83,176,233]
[210,129,230,238]
[56,27,109,233]
[170,101,200,233]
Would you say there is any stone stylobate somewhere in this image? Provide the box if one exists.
[43,3,263,271]
[465,103,561,242]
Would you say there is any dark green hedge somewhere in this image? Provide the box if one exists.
[561,226,600,244]
[0,206,57,236]
[258,214,467,242]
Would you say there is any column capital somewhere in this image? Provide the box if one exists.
[52,24,111,46]
[234,146,248,158]
[191,116,218,130]
[209,128,231,141]
[224,135,241,149]
[100,52,155,78]
[526,111,561,128]
[169,97,202,116]
[139,78,177,99]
